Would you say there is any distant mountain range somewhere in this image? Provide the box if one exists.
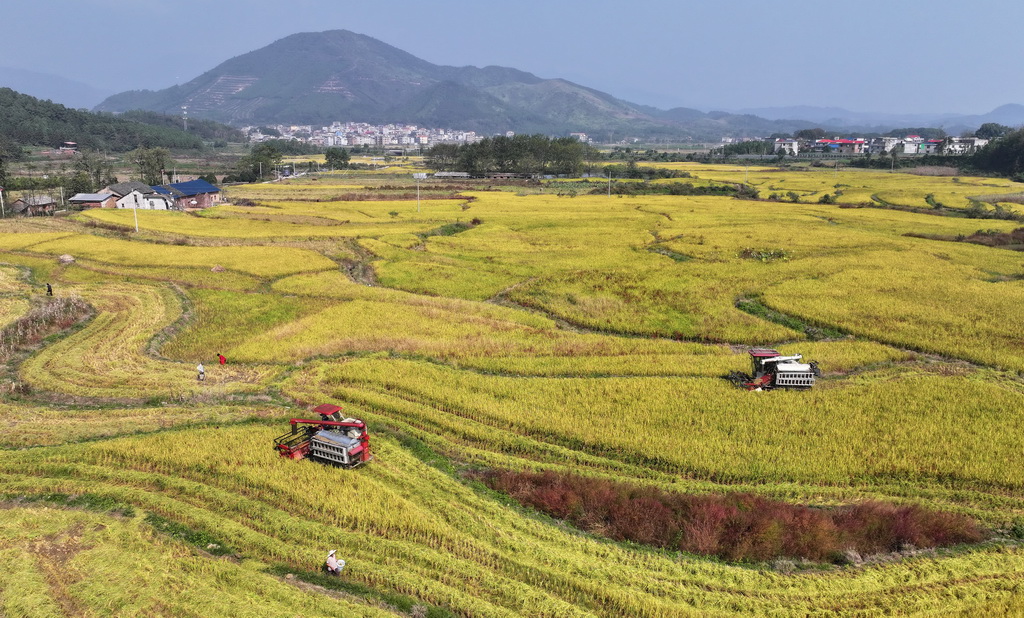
[6,29,1013,141]
[0,66,110,110]
[732,104,1024,135]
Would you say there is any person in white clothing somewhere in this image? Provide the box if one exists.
[197,363,205,381]
[325,549,345,575]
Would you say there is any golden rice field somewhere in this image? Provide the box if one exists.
[642,162,1024,210]
[1,164,1023,616]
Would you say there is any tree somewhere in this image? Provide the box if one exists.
[129,147,171,185]
[425,143,460,171]
[72,150,117,191]
[795,128,827,141]
[975,123,1012,140]
[324,147,350,169]
[885,127,946,140]
[971,128,1024,177]
[65,171,93,199]
[424,135,590,176]
[232,142,283,182]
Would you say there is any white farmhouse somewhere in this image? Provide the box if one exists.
[773,138,799,155]
[116,190,175,211]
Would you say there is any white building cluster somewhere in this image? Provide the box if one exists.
[771,135,989,156]
[243,122,485,148]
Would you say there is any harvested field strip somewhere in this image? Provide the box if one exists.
[21,234,337,278]
[81,209,444,239]
[18,283,277,400]
[0,402,280,448]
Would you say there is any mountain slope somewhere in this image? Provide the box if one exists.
[94,30,677,136]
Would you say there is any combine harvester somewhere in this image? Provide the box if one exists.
[273,404,373,467]
[735,348,821,391]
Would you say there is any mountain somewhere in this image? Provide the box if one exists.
[96,30,770,140]
[0,66,110,110]
[95,29,1023,140]
[95,30,677,138]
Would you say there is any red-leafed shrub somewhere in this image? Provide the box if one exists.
[475,469,984,564]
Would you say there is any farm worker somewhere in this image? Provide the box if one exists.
[197,363,205,381]
[218,353,226,365]
[46,283,52,296]
[325,550,345,575]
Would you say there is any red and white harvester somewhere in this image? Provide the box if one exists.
[273,404,373,468]
[740,348,821,390]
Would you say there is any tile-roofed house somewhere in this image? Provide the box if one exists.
[69,193,118,209]
[11,195,56,217]
[151,179,221,209]
[102,181,157,198]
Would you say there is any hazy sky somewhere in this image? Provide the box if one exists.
[1,0,1020,114]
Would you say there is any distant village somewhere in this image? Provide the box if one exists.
[762,135,989,156]
[244,121,488,148]
[247,120,994,158]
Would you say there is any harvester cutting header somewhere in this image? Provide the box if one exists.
[736,348,821,391]
[273,404,373,468]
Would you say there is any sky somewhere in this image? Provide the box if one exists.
[1,0,1021,115]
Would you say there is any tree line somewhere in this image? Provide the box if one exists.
[425,135,599,176]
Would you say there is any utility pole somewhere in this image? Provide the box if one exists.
[132,193,140,233]
[413,173,426,212]
[0,186,5,218]
[607,171,611,197]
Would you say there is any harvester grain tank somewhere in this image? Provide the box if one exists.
[273,404,373,467]
[742,348,821,390]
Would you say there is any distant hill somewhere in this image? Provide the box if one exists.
[0,87,206,157]
[0,66,111,109]
[735,105,1024,134]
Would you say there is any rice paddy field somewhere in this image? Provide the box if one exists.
[1,164,1023,616]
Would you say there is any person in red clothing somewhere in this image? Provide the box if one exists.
[217,353,226,365]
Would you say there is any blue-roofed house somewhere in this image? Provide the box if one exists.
[151,179,222,210]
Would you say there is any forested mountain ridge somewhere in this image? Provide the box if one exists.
[0,88,212,157]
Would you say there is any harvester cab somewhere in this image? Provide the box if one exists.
[741,348,821,391]
[273,404,373,468]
